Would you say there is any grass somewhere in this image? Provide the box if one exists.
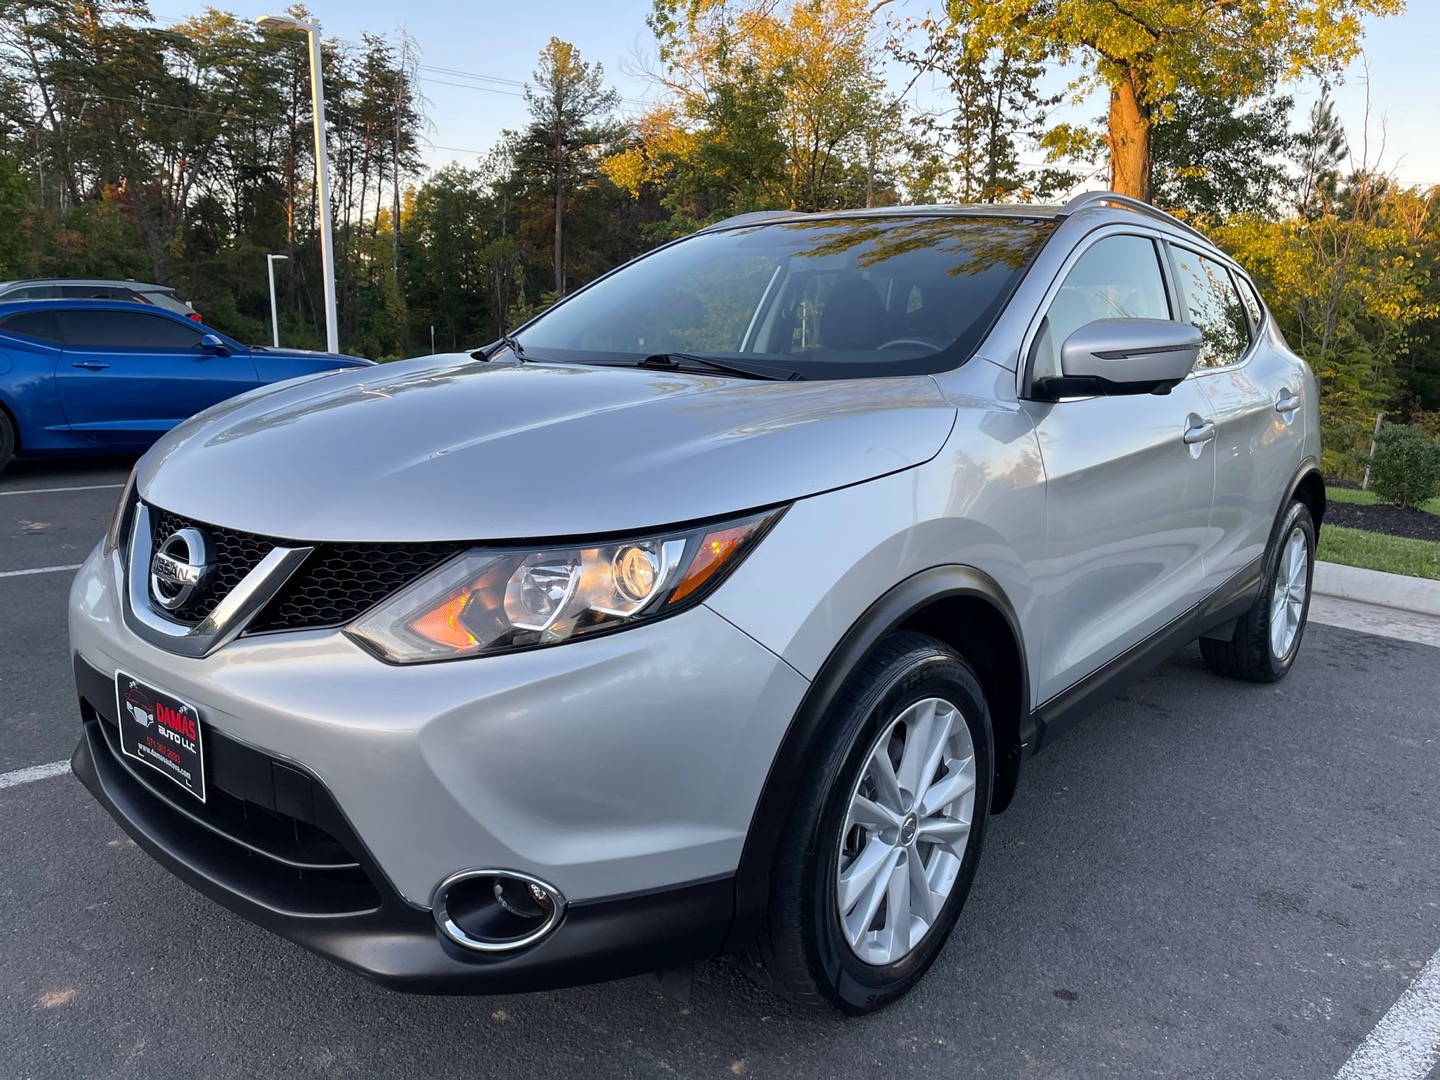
[1317,524,1440,580]
[1327,486,1440,515]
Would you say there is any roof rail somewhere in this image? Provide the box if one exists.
[1056,191,1211,244]
[698,209,802,232]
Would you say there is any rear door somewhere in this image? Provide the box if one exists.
[0,309,69,445]
[53,308,260,446]
[1024,230,1218,701]
[1171,247,1306,583]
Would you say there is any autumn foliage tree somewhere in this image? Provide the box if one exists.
[947,0,1404,202]
[611,0,901,223]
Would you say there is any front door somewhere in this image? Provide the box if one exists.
[1024,232,1218,701]
[53,308,259,446]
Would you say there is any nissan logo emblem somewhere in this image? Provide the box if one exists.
[150,528,214,612]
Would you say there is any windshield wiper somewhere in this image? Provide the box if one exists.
[638,352,803,382]
[472,330,526,362]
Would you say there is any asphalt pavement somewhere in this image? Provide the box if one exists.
[2,457,1438,1080]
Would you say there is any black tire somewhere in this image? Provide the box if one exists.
[0,409,14,477]
[742,632,993,1014]
[1200,500,1316,683]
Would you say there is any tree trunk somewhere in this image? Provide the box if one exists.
[983,52,1011,202]
[1107,69,1152,202]
[553,130,564,297]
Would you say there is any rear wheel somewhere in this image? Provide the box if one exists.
[1201,500,1315,683]
[743,632,992,1014]
[0,410,14,476]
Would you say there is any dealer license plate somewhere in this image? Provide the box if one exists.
[115,670,207,802]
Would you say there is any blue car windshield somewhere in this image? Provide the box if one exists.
[516,215,1056,379]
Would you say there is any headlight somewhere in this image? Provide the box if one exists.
[345,507,786,663]
[102,463,140,558]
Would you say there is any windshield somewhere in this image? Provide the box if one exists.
[515,215,1056,379]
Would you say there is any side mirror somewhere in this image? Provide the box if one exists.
[1036,318,1201,400]
[200,334,230,356]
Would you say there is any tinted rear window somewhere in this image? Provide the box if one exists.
[0,310,64,343]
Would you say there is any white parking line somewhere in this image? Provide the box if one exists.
[0,563,82,579]
[0,760,72,790]
[0,483,123,497]
[1336,948,1440,1080]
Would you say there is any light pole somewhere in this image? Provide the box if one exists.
[256,13,339,355]
[266,253,288,348]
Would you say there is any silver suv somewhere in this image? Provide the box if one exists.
[0,278,200,320]
[69,193,1323,1014]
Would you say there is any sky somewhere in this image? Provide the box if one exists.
[150,0,1440,192]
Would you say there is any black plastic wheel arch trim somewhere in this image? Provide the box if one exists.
[723,564,1029,954]
[1279,459,1326,535]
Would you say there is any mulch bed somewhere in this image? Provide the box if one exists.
[1325,500,1440,543]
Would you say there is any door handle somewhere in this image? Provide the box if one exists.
[1275,389,1301,415]
[1183,420,1216,445]
[71,361,110,371]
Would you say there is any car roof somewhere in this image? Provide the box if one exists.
[0,278,172,291]
[699,190,1224,258]
[0,297,208,323]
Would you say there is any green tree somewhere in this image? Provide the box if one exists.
[1294,86,1350,218]
[641,0,901,215]
[948,0,1403,202]
[0,150,27,275]
[514,38,620,296]
[893,14,1058,202]
[1150,87,1296,218]
[403,164,495,350]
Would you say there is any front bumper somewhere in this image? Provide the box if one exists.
[69,543,809,990]
[71,673,732,992]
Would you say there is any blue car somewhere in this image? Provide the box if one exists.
[0,299,373,473]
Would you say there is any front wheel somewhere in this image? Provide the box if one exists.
[743,632,992,1014]
[1201,500,1316,683]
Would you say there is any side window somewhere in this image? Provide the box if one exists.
[0,310,65,343]
[1236,276,1265,332]
[1031,234,1171,382]
[8,286,54,299]
[57,284,116,300]
[58,310,204,349]
[1171,248,1250,369]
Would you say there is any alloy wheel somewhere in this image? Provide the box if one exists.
[1269,525,1310,661]
[835,696,977,966]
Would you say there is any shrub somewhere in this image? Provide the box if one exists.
[1369,423,1440,508]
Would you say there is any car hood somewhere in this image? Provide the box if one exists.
[138,355,956,542]
[248,346,374,366]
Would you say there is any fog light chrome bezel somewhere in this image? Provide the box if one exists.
[432,868,567,953]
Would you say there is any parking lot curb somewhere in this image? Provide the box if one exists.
[1314,560,1440,618]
